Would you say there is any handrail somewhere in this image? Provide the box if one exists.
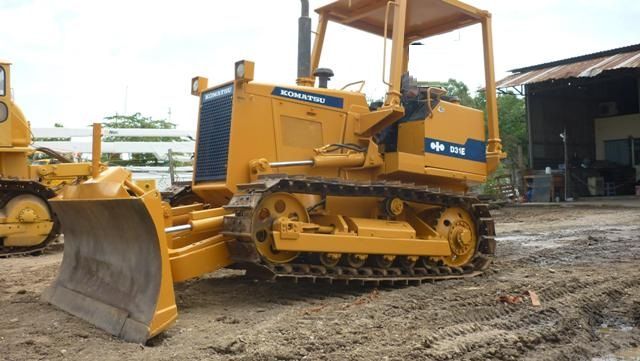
[428,87,448,117]
[382,1,396,87]
[340,80,366,92]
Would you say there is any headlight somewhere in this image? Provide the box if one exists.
[191,76,208,96]
[192,78,199,93]
[0,102,8,123]
[234,60,254,82]
[235,62,245,79]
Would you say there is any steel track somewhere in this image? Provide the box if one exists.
[223,175,496,284]
[0,180,59,257]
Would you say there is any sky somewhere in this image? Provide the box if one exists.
[1,0,638,129]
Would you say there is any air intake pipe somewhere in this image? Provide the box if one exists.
[297,0,311,83]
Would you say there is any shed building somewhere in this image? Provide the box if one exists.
[497,43,640,198]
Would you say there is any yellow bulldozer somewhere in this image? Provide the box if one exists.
[0,61,103,256]
[44,0,505,343]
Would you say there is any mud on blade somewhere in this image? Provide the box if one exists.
[43,198,177,343]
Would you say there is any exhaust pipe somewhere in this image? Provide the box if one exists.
[297,0,311,81]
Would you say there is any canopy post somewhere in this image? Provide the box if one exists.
[384,0,408,107]
[481,13,505,173]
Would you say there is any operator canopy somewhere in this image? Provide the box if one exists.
[316,0,489,43]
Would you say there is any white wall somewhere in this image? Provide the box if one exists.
[594,113,640,180]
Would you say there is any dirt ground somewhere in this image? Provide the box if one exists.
[1,205,639,361]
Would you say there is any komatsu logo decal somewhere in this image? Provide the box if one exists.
[425,138,486,163]
[272,87,344,108]
[203,85,233,102]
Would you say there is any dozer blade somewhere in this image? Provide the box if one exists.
[43,196,178,343]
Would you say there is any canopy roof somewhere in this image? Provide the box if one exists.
[316,0,489,43]
[496,43,640,88]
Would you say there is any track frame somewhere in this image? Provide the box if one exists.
[223,175,496,284]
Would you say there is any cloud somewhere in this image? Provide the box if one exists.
[1,0,637,129]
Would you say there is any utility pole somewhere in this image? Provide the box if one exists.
[168,148,176,186]
[560,129,568,201]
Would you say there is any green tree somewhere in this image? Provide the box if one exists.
[102,112,178,140]
[101,113,182,166]
[473,90,527,168]
[469,89,527,195]
[497,92,527,166]
[424,78,475,107]
[473,90,486,110]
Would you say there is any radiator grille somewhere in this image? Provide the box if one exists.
[194,84,234,182]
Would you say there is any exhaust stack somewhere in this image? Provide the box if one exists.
[297,0,311,85]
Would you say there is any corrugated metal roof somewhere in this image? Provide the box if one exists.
[497,44,640,88]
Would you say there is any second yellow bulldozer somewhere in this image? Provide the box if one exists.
[44,0,505,343]
[0,61,102,255]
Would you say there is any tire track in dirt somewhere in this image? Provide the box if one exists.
[417,279,638,360]
[1,206,639,361]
